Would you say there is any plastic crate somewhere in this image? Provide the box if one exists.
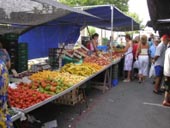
[18,43,28,49]
[4,33,19,40]
[97,45,108,52]
[18,55,28,60]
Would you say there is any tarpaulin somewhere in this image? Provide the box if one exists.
[19,24,81,59]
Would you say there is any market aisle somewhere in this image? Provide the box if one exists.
[75,79,170,128]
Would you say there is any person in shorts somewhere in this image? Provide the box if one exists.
[153,35,169,94]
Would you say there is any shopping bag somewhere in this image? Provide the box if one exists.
[133,60,139,69]
[149,63,155,78]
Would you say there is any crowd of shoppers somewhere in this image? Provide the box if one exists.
[122,33,170,107]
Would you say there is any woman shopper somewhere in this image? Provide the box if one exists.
[0,60,13,127]
[123,34,133,82]
[135,35,149,83]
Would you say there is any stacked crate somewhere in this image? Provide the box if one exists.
[3,33,18,70]
[17,43,28,73]
[54,88,83,106]
[48,48,64,69]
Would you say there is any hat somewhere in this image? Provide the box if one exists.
[162,34,170,41]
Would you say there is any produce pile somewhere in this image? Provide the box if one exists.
[84,56,110,66]
[8,70,87,109]
[29,70,59,81]
[83,62,103,71]
[60,63,101,76]
[102,52,121,60]
[30,70,85,85]
[8,83,51,109]
[58,72,86,85]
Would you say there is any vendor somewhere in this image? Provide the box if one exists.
[86,33,99,55]
[91,33,99,52]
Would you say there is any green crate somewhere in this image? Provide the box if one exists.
[18,43,28,49]
[18,50,28,55]
[18,55,28,60]
[18,60,28,64]
[4,33,19,40]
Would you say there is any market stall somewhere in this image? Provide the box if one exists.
[8,52,122,114]
[18,5,140,59]
[0,0,102,124]
[0,2,139,126]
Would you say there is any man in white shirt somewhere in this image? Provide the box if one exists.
[153,35,169,94]
[163,45,170,106]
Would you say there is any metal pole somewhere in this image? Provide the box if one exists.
[111,5,114,37]
[110,5,114,60]
[131,18,134,31]
[109,5,114,87]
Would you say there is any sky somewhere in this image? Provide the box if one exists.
[128,0,150,25]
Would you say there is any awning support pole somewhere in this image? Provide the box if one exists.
[131,18,134,31]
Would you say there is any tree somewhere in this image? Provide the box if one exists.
[126,12,142,25]
[88,26,96,35]
[59,0,129,12]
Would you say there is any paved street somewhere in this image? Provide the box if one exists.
[76,79,170,128]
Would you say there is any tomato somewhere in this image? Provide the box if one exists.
[8,86,51,109]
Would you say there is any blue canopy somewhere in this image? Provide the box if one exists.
[45,5,139,31]
[19,24,81,59]
[19,5,139,59]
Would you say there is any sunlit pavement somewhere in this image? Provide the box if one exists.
[76,79,170,128]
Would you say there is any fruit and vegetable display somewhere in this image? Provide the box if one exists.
[102,52,121,60]
[60,63,101,76]
[30,70,85,85]
[8,83,51,109]
[8,70,87,109]
[84,56,110,66]
[7,50,121,110]
[82,62,103,71]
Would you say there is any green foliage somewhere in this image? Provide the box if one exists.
[59,0,129,12]
[102,37,109,45]
[126,12,142,25]
[88,27,96,35]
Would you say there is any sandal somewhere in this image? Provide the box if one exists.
[123,79,131,82]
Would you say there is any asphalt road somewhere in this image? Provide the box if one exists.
[76,79,170,128]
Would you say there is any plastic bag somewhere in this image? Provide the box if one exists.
[149,63,155,78]
[133,60,139,69]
